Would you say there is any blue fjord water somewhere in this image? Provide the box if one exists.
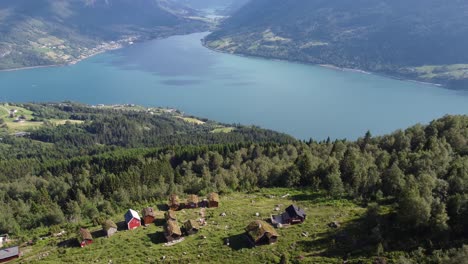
[0,32,467,140]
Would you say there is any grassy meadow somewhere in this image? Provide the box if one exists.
[10,188,396,264]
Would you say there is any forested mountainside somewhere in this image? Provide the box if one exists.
[205,0,468,90]
[0,103,467,262]
[0,0,206,70]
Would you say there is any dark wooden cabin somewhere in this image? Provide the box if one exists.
[207,193,219,208]
[142,207,156,226]
[168,194,180,211]
[186,195,199,209]
[184,220,200,235]
[283,205,306,224]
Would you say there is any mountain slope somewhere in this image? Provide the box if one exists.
[205,0,468,89]
[0,0,206,70]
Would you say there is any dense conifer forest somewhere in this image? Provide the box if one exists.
[0,103,467,262]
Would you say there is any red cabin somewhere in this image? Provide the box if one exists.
[79,228,93,248]
[125,209,141,230]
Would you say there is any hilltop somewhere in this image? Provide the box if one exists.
[205,0,468,90]
[0,0,208,70]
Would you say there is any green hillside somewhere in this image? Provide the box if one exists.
[0,103,467,263]
[205,0,468,90]
[0,0,207,70]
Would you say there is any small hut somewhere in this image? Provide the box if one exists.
[245,220,279,246]
[142,207,156,226]
[165,210,177,222]
[125,209,141,230]
[207,193,219,208]
[79,228,93,247]
[168,194,180,211]
[164,221,182,242]
[184,220,200,235]
[284,205,306,224]
[0,246,19,263]
[186,195,199,209]
[102,220,118,238]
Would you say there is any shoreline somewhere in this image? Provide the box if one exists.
[201,40,446,89]
[0,32,452,90]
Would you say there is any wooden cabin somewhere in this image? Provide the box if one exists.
[164,210,177,222]
[142,207,156,226]
[164,221,182,242]
[102,220,118,238]
[79,228,93,247]
[207,193,219,208]
[186,195,199,209]
[168,194,180,211]
[245,220,279,246]
[184,220,200,235]
[0,246,19,263]
[125,209,141,230]
[284,205,306,224]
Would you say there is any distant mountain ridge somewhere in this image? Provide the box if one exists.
[0,0,206,70]
[205,0,468,89]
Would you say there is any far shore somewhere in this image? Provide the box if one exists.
[201,40,447,89]
[0,32,448,90]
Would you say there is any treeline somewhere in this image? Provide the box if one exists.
[0,106,467,261]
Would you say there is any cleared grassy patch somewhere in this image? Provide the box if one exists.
[211,127,235,133]
[15,189,374,264]
[177,116,206,125]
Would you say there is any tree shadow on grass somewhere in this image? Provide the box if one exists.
[91,230,106,239]
[58,238,79,248]
[297,217,376,259]
[116,221,128,231]
[290,193,324,202]
[156,204,169,211]
[147,232,166,244]
[223,233,254,251]
[154,218,166,227]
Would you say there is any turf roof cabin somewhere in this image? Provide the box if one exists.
[164,221,182,242]
[125,209,141,230]
[142,207,156,226]
[165,210,177,222]
[208,192,219,208]
[102,220,118,238]
[168,194,180,211]
[245,220,279,246]
[186,194,199,209]
[184,220,200,235]
[0,246,19,263]
[79,228,93,247]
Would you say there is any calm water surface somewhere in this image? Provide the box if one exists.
[0,32,467,140]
